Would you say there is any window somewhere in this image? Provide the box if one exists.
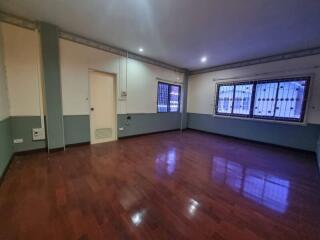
[274,80,307,120]
[216,85,234,114]
[157,82,181,112]
[215,77,310,122]
[233,83,254,116]
[157,82,169,112]
[253,82,278,118]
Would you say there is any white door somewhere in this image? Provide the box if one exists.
[89,71,116,144]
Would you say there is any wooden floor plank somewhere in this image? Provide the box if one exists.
[0,130,319,240]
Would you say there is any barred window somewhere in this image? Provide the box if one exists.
[157,82,181,113]
[217,85,234,114]
[215,77,310,122]
[233,83,254,116]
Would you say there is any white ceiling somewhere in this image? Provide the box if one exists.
[1,0,320,70]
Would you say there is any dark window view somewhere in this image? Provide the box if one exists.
[233,83,254,115]
[157,82,181,113]
[216,85,234,114]
[253,82,278,117]
[274,80,307,120]
[169,85,180,112]
[157,82,169,112]
[215,77,310,122]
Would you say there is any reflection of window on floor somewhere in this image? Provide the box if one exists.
[155,148,177,175]
[211,157,290,213]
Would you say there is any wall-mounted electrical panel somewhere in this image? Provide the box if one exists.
[32,128,46,141]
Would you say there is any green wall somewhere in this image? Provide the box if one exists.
[118,113,181,138]
[9,113,182,149]
[11,116,46,152]
[40,22,65,150]
[63,113,182,142]
[0,118,13,177]
[9,115,90,149]
[64,115,90,145]
[10,113,320,153]
[317,137,320,170]
[188,113,320,152]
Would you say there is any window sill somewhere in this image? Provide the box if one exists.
[212,113,308,126]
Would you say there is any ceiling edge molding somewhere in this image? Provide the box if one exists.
[60,31,186,73]
[0,11,186,73]
[0,11,37,30]
[2,11,319,75]
[190,47,320,75]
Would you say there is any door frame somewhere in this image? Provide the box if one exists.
[88,69,118,144]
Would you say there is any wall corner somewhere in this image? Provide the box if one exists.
[317,135,320,173]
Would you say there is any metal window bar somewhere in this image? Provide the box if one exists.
[157,82,181,113]
[214,76,310,123]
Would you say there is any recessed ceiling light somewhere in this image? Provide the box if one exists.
[139,48,144,52]
[201,56,207,63]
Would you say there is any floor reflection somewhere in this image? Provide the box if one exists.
[131,209,146,226]
[212,157,290,213]
[188,198,200,216]
[155,148,177,176]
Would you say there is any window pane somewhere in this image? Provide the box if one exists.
[169,85,180,112]
[157,83,169,112]
[217,85,234,114]
[233,84,253,115]
[253,82,278,117]
[275,80,307,119]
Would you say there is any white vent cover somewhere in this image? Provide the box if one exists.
[95,128,112,139]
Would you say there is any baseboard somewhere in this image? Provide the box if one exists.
[14,142,91,154]
[187,128,316,155]
[14,148,47,156]
[65,142,90,148]
[119,128,183,139]
[48,147,65,153]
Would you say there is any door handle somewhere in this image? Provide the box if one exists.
[91,107,94,111]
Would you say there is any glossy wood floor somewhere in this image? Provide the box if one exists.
[0,130,320,240]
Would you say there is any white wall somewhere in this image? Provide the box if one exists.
[1,23,184,118]
[0,24,10,121]
[188,54,320,124]
[60,39,184,115]
[126,58,184,114]
[2,23,42,117]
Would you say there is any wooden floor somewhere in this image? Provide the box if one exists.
[0,130,320,240]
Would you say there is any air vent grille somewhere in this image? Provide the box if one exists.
[95,128,112,139]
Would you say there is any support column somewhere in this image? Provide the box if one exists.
[181,71,189,129]
[317,135,320,173]
[39,22,65,150]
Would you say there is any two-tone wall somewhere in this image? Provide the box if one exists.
[0,24,13,176]
[2,20,320,172]
[187,55,320,152]
[1,23,185,153]
[60,39,185,141]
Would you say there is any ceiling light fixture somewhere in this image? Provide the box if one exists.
[201,56,207,63]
